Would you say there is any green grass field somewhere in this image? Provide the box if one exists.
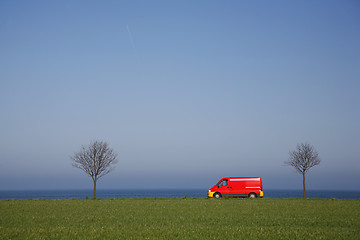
[1,198,359,239]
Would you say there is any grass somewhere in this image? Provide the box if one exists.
[1,198,359,239]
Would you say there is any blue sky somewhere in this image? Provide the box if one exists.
[1,0,359,191]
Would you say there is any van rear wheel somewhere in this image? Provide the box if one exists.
[214,193,221,198]
[249,193,256,198]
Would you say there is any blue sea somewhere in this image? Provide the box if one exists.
[0,189,359,200]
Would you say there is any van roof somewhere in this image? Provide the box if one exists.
[224,176,261,178]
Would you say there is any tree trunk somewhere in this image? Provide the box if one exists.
[302,172,306,199]
[93,179,97,199]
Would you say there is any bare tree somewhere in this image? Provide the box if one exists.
[71,140,118,199]
[285,143,320,199]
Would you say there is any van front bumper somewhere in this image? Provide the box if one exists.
[208,192,215,198]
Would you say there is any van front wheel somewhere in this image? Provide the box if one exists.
[214,193,221,198]
[249,193,256,198]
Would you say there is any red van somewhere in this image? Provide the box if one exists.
[208,177,263,198]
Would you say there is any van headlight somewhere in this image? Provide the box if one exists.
[208,190,211,192]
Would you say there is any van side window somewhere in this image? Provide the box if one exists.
[218,179,228,187]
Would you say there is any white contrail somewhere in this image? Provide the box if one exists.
[126,24,139,59]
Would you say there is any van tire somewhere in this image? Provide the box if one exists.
[214,193,221,198]
[249,193,256,198]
